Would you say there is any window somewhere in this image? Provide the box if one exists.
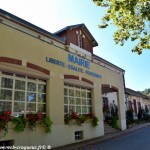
[77,30,84,49]
[64,85,92,116]
[0,140,14,146]
[75,131,83,141]
[0,71,46,115]
[78,35,83,48]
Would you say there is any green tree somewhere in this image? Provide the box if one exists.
[141,88,150,96]
[93,0,150,54]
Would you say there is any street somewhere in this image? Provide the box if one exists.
[80,126,150,150]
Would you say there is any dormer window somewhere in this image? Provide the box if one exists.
[76,30,85,49]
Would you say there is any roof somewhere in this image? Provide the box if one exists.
[125,88,150,100]
[54,23,98,47]
[0,9,65,44]
[93,54,125,72]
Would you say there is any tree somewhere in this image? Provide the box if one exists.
[93,0,150,54]
[141,88,150,96]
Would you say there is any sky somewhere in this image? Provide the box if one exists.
[0,0,150,91]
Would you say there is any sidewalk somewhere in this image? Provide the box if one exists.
[52,122,150,150]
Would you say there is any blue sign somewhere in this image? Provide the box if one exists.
[85,70,102,78]
[68,64,83,73]
[46,53,102,79]
[46,57,65,67]
[68,54,90,69]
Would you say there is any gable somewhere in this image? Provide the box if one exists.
[54,24,98,54]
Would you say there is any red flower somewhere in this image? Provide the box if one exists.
[4,111,11,115]
[71,112,78,119]
[0,116,6,120]
[86,112,94,118]
[37,112,43,121]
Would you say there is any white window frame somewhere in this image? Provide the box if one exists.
[64,85,92,116]
[75,131,83,141]
[0,71,46,115]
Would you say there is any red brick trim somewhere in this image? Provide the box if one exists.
[64,75,79,80]
[27,62,50,75]
[0,57,50,75]
[64,75,93,85]
[101,84,110,89]
[0,57,22,65]
[111,86,119,92]
[101,84,118,93]
[81,78,93,85]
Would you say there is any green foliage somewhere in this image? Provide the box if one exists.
[42,117,53,133]
[93,0,150,54]
[141,88,150,96]
[138,107,145,120]
[143,114,150,122]
[26,112,53,133]
[91,116,99,127]
[126,109,134,127]
[12,116,26,132]
[111,116,118,128]
[0,111,52,138]
[76,115,87,126]
[137,108,150,122]
[65,112,99,127]
[26,113,38,131]
[0,111,12,138]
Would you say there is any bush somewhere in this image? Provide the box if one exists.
[91,116,99,127]
[143,114,150,122]
[111,116,118,128]
[126,109,134,127]
[65,112,99,127]
[138,108,145,121]
[12,115,26,132]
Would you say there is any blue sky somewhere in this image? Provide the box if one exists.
[0,0,149,91]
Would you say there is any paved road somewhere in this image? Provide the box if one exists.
[80,126,150,150]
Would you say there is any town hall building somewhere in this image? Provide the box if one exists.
[0,9,126,148]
